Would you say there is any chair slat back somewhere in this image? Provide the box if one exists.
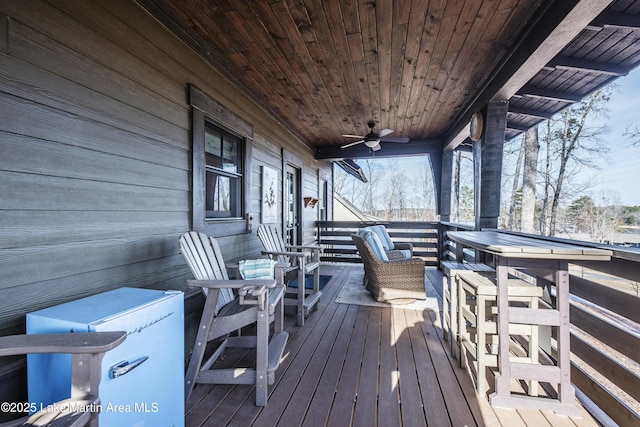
[179,232,234,312]
[257,225,290,265]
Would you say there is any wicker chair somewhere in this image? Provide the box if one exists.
[351,233,426,303]
[367,225,414,260]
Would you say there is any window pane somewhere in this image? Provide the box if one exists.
[205,127,222,168]
[206,172,229,216]
[222,137,239,174]
[206,171,240,218]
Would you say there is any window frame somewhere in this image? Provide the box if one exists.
[190,84,253,237]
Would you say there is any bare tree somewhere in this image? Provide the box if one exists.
[459,185,475,224]
[507,136,525,230]
[419,160,436,219]
[624,125,640,146]
[540,120,553,235]
[361,159,383,214]
[385,170,408,220]
[541,88,612,236]
[452,151,462,222]
[521,127,540,233]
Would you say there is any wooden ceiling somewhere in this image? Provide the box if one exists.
[140,0,640,155]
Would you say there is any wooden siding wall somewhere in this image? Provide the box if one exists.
[0,0,332,341]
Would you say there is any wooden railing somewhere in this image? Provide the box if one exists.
[316,221,439,266]
[439,225,640,427]
[439,221,474,262]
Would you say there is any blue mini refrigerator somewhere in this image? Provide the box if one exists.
[26,287,184,427]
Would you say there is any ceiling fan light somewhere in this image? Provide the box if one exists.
[364,140,379,148]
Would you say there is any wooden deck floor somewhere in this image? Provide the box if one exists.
[185,264,599,427]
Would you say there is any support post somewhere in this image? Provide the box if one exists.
[474,101,508,231]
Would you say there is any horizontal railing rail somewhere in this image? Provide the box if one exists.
[439,225,640,427]
[317,221,439,266]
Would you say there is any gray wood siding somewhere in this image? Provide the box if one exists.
[0,0,332,337]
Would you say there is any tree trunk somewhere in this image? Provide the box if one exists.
[540,120,553,235]
[521,127,539,233]
[508,137,525,230]
[453,151,462,222]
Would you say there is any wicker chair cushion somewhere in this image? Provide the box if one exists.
[397,249,412,259]
[369,225,394,250]
[356,228,388,261]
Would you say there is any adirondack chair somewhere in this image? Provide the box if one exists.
[179,231,288,406]
[0,331,126,427]
[256,225,322,326]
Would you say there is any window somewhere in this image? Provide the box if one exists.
[190,85,253,236]
[204,123,242,219]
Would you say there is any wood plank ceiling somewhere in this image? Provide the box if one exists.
[140,0,640,155]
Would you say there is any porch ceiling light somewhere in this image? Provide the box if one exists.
[364,139,380,148]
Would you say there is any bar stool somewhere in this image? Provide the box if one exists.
[441,261,494,358]
[457,271,543,396]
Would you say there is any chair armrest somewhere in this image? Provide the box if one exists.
[0,332,126,427]
[285,244,323,252]
[0,332,126,357]
[187,279,277,289]
[394,242,413,251]
[261,250,307,259]
[384,257,423,265]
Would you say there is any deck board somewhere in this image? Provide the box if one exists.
[325,306,369,426]
[186,264,600,427]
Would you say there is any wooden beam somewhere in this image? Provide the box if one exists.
[508,105,555,119]
[590,10,640,30]
[545,55,630,76]
[491,0,614,101]
[442,0,612,151]
[506,122,532,133]
[516,85,583,103]
[314,139,441,161]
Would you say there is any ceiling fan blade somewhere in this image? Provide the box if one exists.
[342,134,365,139]
[341,140,364,148]
[380,136,410,143]
[377,128,394,138]
[371,143,381,151]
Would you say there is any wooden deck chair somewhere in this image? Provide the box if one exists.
[256,224,322,326]
[0,331,126,427]
[179,232,288,406]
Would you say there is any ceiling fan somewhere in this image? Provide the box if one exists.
[340,121,409,151]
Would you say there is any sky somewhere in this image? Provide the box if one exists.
[585,67,640,206]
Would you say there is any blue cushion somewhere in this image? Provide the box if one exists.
[360,229,388,261]
[370,225,394,251]
[398,249,411,259]
[355,227,370,238]
[239,259,277,280]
